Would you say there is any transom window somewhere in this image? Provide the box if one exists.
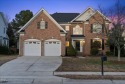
[73,25,83,35]
[92,23,102,33]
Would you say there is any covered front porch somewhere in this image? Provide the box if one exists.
[71,35,85,55]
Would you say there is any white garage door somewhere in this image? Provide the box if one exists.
[44,39,61,56]
[24,39,41,56]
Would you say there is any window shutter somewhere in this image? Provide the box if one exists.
[91,39,93,48]
[37,22,40,29]
[91,24,93,33]
[102,39,104,50]
[102,24,104,33]
[45,22,48,28]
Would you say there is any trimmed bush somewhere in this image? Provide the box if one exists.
[67,43,76,56]
[0,45,11,55]
[91,48,99,55]
[91,41,101,55]
[91,41,101,49]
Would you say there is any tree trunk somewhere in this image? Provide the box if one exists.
[117,46,121,61]
[114,46,115,56]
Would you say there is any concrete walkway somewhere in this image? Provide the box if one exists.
[54,72,125,75]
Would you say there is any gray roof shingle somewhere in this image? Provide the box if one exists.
[51,13,79,23]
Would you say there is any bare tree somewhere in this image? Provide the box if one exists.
[98,0,125,61]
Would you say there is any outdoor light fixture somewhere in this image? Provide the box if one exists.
[66,41,69,47]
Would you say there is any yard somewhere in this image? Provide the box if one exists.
[56,56,125,72]
[0,55,17,66]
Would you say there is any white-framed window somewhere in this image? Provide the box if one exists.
[92,23,102,33]
[4,28,6,34]
[73,25,83,35]
[40,20,45,29]
[4,39,6,45]
[37,20,48,29]
[65,25,69,31]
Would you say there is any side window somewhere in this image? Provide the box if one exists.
[65,25,69,31]
[4,28,6,34]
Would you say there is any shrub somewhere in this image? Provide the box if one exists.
[0,45,11,55]
[91,41,101,49]
[91,48,99,55]
[67,43,76,56]
[91,41,101,55]
[106,51,113,56]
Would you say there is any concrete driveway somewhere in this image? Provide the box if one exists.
[0,56,62,79]
[1,56,125,84]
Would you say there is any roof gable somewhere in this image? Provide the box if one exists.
[71,7,95,22]
[18,8,66,33]
[85,10,111,22]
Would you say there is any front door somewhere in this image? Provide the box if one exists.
[75,41,80,51]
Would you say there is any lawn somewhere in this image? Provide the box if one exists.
[0,55,18,66]
[56,56,125,72]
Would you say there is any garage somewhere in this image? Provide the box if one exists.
[44,39,61,56]
[24,39,41,56]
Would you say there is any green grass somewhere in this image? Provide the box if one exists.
[56,57,125,72]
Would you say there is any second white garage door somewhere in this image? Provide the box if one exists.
[44,39,61,56]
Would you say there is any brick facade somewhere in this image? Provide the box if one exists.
[18,8,110,56]
[19,10,65,56]
[61,12,110,56]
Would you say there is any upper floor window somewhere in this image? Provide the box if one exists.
[37,19,48,29]
[65,25,69,31]
[73,25,83,35]
[4,28,6,34]
[91,23,103,33]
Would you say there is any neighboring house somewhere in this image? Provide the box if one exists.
[18,7,110,56]
[0,12,9,46]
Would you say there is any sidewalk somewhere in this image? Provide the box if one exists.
[54,72,125,75]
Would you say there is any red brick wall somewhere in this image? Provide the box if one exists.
[19,11,65,56]
[61,12,109,56]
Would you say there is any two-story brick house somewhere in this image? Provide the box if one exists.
[52,7,110,56]
[18,7,110,56]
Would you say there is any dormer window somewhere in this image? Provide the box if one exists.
[37,19,48,29]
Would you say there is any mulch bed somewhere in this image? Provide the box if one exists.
[57,75,125,80]
[56,57,125,72]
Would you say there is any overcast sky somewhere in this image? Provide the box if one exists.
[0,0,125,21]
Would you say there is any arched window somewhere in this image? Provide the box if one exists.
[73,25,83,35]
